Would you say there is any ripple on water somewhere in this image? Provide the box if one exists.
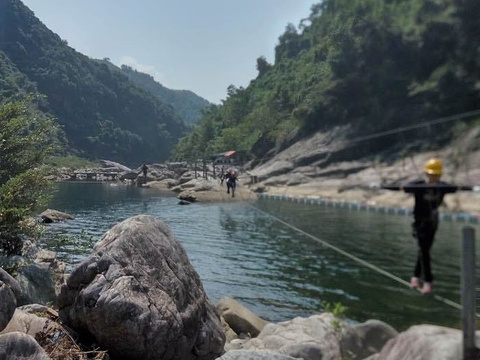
[41,183,479,329]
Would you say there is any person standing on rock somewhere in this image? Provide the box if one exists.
[141,163,149,180]
[382,158,475,294]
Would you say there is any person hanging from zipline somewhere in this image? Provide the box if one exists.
[382,158,474,294]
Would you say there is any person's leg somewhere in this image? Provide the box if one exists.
[411,223,422,287]
[421,224,436,283]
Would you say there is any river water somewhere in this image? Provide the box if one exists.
[42,182,479,331]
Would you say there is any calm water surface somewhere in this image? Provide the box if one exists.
[42,182,479,331]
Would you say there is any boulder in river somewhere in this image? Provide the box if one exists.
[178,191,198,203]
[217,298,269,338]
[39,209,74,223]
[58,215,225,360]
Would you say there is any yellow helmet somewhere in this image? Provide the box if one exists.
[424,158,443,175]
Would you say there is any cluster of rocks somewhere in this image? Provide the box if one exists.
[1,214,474,360]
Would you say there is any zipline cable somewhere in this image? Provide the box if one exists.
[245,201,479,317]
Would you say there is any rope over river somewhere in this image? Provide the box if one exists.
[42,182,480,331]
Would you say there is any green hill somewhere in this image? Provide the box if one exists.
[118,65,210,126]
[174,0,480,161]
[0,0,186,164]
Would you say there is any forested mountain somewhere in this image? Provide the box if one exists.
[174,0,480,161]
[0,0,186,164]
[118,65,210,125]
[0,51,37,99]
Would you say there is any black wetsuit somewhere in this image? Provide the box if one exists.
[383,181,471,282]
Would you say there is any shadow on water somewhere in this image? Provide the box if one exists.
[42,182,479,330]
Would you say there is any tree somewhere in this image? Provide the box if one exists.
[256,56,272,77]
[0,98,59,255]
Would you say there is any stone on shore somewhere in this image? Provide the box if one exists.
[217,298,269,338]
[58,215,225,360]
[0,332,51,360]
[0,308,58,338]
[178,191,198,203]
[217,350,299,360]
[364,325,478,360]
[144,179,179,190]
[15,263,57,306]
[0,268,22,303]
[39,209,74,223]
[0,281,16,331]
[239,313,396,360]
[119,171,139,181]
[99,160,132,172]
[341,320,398,360]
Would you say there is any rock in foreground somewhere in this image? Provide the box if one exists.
[365,325,478,360]
[0,332,51,360]
[58,215,225,360]
[217,297,269,337]
[0,281,16,331]
[240,313,396,360]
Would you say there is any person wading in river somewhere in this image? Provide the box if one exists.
[382,158,474,294]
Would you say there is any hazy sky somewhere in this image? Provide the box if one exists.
[21,0,317,103]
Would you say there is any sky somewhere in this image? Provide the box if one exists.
[21,0,318,103]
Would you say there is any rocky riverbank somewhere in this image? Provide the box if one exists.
[0,215,477,360]
[53,159,257,204]
[248,142,480,215]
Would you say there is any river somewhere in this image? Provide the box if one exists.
[41,182,479,331]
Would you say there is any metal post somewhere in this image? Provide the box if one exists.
[194,162,197,179]
[213,162,216,179]
[462,227,478,360]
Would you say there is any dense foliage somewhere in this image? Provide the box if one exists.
[0,0,187,165]
[119,65,210,125]
[174,0,480,160]
[0,99,59,255]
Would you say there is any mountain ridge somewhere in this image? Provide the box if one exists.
[0,0,204,164]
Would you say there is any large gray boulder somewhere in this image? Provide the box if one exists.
[15,263,57,306]
[365,325,480,360]
[58,215,225,360]
[217,351,300,360]
[39,209,74,223]
[0,332,51,360]
[241,314,396,360]
[0,281,16,332]
[217,298,269,337]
